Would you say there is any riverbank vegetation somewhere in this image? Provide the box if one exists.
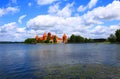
[107,29,120,43]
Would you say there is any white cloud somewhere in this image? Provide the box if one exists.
[48,3,59,14]
[77,5,87,12]
[88,0,98,9]
[0,7,19,17]
[90,25,120,38]
[77,0,98,12]
[0,22,36,41]
[18,15,27,24]
[82,0,120,25]
[37,0,58,5]
[48,3,73,18]
[0,22,17,33]
[26,14,92,38]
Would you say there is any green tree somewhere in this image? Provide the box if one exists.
[108,34,116,43]
[69,34,76,43]
[68,34,85,43]
[24,38,36,44]
[53,36,57,43]
[115,29,120,42]
[76,36,84,43]
[84,38,93,43]
[46,35,51,43]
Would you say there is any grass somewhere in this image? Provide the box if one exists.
[34,64,120,79]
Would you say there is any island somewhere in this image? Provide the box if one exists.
[24,32,67,44]
[24,29,120,44]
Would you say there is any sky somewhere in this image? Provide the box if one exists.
[0,0,120,41]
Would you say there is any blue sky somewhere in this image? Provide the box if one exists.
[0,0,120,41]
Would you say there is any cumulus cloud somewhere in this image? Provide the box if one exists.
[26,14,93,38]
[0,22,17,33]
[48,3,73,18]
[0,7,19,17]
[90,25,120,38]
[82,0,120,25]
[37,0,58,5]
[18,15,27,24]
[0,22,35,41]
[77,0,98,12]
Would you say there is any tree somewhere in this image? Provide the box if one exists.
[46,33,51,43]
[53,36,57,43]
[24,38,36,44]
[115,29,120,42]
[108,34,116,43]
[68,34,85,43]
[76,36,84,43]
[69,34,76,43]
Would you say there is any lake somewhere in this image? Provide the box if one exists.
[0,43,120,79]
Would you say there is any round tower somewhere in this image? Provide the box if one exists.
[43,32,47,40]
[62,33,67,43]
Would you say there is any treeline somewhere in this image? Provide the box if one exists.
[68,29,120,43]
[68,34,93,43]
[68,34,106,43]
[0,41,23,44]
[107,29,120,43]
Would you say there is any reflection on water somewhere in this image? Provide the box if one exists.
[0,43,120,79]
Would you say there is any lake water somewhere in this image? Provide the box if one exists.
[0,43,120,79]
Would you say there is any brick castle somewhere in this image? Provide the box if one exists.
[35,32,67,43]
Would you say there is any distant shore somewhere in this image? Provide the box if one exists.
[0,41,24,44]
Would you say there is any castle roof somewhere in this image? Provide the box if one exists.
[43,32,47,37]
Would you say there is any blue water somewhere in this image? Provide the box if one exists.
[0,43,120,79]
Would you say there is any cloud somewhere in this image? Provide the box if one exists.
[90,25,120,38]
[77,0,98,12]
[88,0,98,9]
[18,15,27,24]
[82,0,120,25]
[37,0,58,5]
[77,5,87,12]
[48,3,74,18]
[0,22,35,41]
[26,14,92,38]
[0,7,19,17]
[0,22,17,33]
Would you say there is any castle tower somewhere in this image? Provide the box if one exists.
[35,35,39,41]
[48,32,51,37]
[43,32,47,40]
[62,33,67,43]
